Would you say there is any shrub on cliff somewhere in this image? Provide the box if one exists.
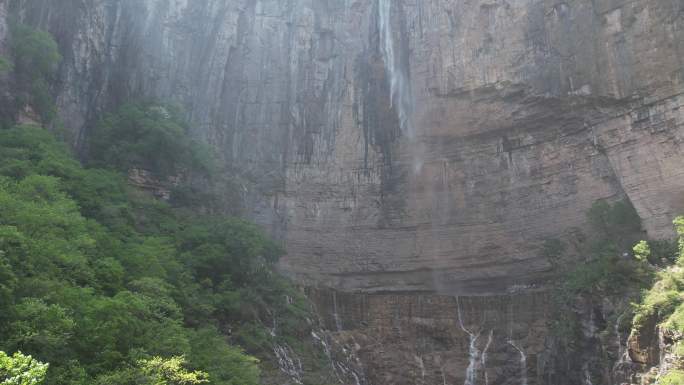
[88,103,211,178]
[9,23,61,123]
[660,370,684,385]
[0,56,12,73]
[632,216,684,334]
[550,199,650,351]
[87,102,243,215]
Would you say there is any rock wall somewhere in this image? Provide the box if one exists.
[2,0,684,384]
[307,288,550,385]
[4,0,683,293]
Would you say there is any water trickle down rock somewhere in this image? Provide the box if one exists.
[311,329,367,385]
[508,339,528,385]
[273,344,304,385]
[457,297,481,385]
[582,362,593,385]
[481,330,494,385]
[332,290,343,332]
[612,310,633,379]
[377,0,413,138]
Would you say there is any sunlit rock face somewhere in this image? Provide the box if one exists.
[3,0,684,383]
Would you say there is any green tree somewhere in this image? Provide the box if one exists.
[633,240,651,262]
[6,299,75,363]
[0,56,12,73]
[88,103,209,178]
[0,351,48,385]
[138,356,208,385]
[10,24,61,123]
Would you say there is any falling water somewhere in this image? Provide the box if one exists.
[311,330,366,385]
[457,297,481,385]
[273,344,304,384]
[508,340,528,385]
[613,311,630,369]
[415,355,426,384]
[332,291,343,332]
[582,362,594,385]
[378,0,414,137]
[481,331,494,385]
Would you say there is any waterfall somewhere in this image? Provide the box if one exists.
[508,340,528,385]
[311,330,367,385]
[582,362,594,385]
[332,291,343,332]
[415,355,426,384]
[613,311,630,369]
[481,331,494,385]
[612,311,633,382]
[457,297,481,385]
[465,333,480,385]
[273,344,304,384]
[378,0,414,137]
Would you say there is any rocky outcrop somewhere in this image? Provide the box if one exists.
[2,0,684,384]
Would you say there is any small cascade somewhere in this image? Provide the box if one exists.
[582,362,594,385]
[613,311,631,372]
[311,330,367,385]
[457,297,481,385]
[415,355,426,384]
[465,333,480,385]
[481,331,494,385]
[611,311,634,384]
[273,344,304,384]
[508,340,528,385]
[332,291,343,332]
[269,311,277,337]
[377,0,414,137]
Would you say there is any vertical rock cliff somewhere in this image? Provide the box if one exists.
[2,0,684,384]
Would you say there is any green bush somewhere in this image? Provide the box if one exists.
[10,24,61,123]
[88,103,210,178]
[556,199,648,300]
[586,200,643,253]
[659,370,684,385]
[551,199,650,353]
[0,56,12,73]
[0,350,49,385]
[631,216,684,334]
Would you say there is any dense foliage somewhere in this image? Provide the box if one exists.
[0,125,308,384]
[548,200,649,356]
[632,217,684,359]
[88,104,211,178]
[0,351,48,385]
[548,199,684,382]
[7,23,61,123]
[86,103,243,215]
[0,56,11,73]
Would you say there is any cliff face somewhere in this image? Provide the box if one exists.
[2,0,684,384]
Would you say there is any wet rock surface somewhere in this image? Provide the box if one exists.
[307,288,549,385]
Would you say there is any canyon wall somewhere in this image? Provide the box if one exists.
[2,0,684,384]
